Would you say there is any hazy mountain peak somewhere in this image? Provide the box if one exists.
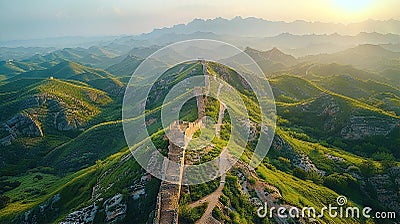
[245,46,297,66]
[149,17,400,37]
[346,44,398,57]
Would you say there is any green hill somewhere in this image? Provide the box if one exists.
[302,44,400,72]
[270,74,322,103]
[106,54,143,78]
[0,78,111,122]
[283,62,378,80]
[23,46,123,69]
[0,49,399,224]
[316,75,400,115]
[245,47,297,74]
[245,47,297,66]
[0,60,45,80]
[9,61,124,94]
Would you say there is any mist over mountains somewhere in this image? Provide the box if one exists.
[1,14,400,224]
[1,17,400,58]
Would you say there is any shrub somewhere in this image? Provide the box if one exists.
[0,195,10,209]
[179,203,208,224]
[359,160,378,177]
[323,173,358,193]
[293,167,308,180]
[248,177,256,185]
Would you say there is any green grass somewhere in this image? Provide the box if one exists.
[270,75,321,103]
[4,173,59,202]
[276,128,379,169]
[0,165,97,222]
[179,202,208,224]
[308,77,400,119]
[255,164,360,224]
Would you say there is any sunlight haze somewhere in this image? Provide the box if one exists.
[0,0,399,40]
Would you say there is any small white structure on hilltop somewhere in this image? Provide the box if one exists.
[49,76,54,80]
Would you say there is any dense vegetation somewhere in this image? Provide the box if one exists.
[0,43,399,223]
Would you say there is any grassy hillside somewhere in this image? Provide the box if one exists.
[270,74,321,103]
[9,61,124,94]
[0,78,112,122]
[0,60,44,79]
[106,54,143,78]
[317,75,400,115]
[302,44,400,72]
[0,46,399,224]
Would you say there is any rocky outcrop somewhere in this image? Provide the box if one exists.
[59,193,127,224]
[293,154,326,176]
[2,91,99,144]
[271,135,297,160]
[341,115,398,139]
[271,135,325,175]
[21,93,92,131]
[104,194,127,222]
[60,202,98,224]
[20,194,60,224]
[0,113,43,145]
[0,86,108,144]
[325,153,344,162]
[366,167,400,215]
[315,94,341,132]
[299,94,348,134]
[297,94,399,139]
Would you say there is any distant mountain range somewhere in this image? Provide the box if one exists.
[1,29,400,223]
[2,17,400,58]
[151,17,400,36]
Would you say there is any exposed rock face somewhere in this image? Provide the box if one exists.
[271,135,325,175]
[297,94,399,139]
[297,94,340,132]
[319,97,341,132]
[271,135,295,155]
[130,174,152,200]
[293,154,326,176]
[341,115,398,140]
[367,167,400,215]
[60,203,98,224]
[21,194,60,224]
[1,89,104,144]
[22,170,143,224]
[0,113,43,145]
[104,194,127,222]
[21,93,91,131]
[325,153,344,162]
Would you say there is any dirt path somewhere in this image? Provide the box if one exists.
[187,173,226,223]
[187,65,228,223]
[215,87,226,137]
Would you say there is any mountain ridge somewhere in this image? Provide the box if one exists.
[151,17,400,36]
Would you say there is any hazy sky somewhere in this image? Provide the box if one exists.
[1,0,399,41]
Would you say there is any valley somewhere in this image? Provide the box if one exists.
[0,31,399,224]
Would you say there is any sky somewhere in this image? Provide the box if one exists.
[1,0,399,41]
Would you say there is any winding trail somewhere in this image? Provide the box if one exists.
[186,61,228,223]
[156,60,232,223]
[187,173,226,223]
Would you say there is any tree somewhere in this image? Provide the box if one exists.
[33,174,43,181]
[307,171,323,184]
[323,173,358,193]
[371,152,396,170]
[95,159,103,169]
[0,195,10,209]
[293,167,307,180]
[359,160,378,177]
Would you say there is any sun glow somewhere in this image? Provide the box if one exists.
[332,0,373,13]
